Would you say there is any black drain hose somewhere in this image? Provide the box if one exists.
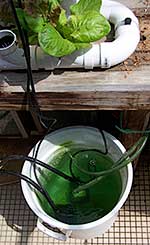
[0,169,58,212]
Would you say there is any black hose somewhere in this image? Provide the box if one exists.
[8,0,56,130]
[1,154,78,183]
[8,0,35,93]
[0,169,58,212]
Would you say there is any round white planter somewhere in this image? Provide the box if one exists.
[21,126,133,240]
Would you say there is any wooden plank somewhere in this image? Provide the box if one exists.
[10,111,28,138]
[0,65,150,91]
[0,66,150,110]
[0,13,149,111]
[1,88,150,110]
[0,66,150,111]
[30,110,45,133]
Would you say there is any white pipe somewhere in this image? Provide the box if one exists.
[100,0,140,68]
[0,29,17,56]
[0,29,26,69]
[0,0,140,70]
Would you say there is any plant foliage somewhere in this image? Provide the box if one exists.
[0,0,111,57]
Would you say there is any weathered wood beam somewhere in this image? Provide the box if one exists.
[0,12,149,111]
[0,88,150,111]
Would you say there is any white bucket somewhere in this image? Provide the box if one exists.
[21,126,133,240]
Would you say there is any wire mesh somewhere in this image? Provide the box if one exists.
[0,156,150,245]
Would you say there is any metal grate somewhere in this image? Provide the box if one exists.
[0,156,150,245]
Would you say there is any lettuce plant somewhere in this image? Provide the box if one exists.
[1,0,111,57]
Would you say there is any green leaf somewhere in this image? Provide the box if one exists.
[70,11,111,43]
[16,8,45,33]
[28,34,38,45]
[15,0,110,56]
[49,0,62,11]
[24,13,45,33]
[57,9,67,26]
[38,23,76,57]
[56,11,74,41]
[16,8,28,30]
[74,42,91,50]
[70,0,102,15]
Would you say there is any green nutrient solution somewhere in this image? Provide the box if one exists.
[37,143,122,225]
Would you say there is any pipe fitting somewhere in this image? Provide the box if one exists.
[0,29,26,68]
[0,29,17,56]
[100,0,140,68]
[0,0,140,70]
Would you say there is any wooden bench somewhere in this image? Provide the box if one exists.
[0,0,150,167]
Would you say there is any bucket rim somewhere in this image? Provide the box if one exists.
[21,126,133,230]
